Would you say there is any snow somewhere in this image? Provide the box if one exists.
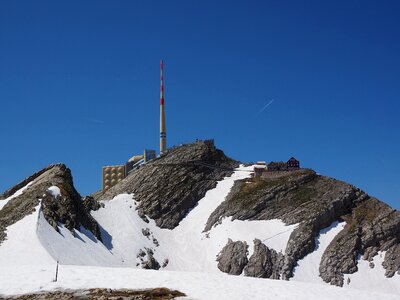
[344,252,400,295]
[37,209,121,266]
[292,222,400,295]
[0,181,33,210]
[0,166,399,298]
[0,205,55,267]
[293,222,345,283]
[47,186,61,198]
[0,265,398,299]
[91,166,297,272]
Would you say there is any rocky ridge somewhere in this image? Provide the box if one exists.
[207,169,400,286]
[1,141,399,288]
[0,164,102,244]
[96,140,238,229]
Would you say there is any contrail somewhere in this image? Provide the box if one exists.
[256,99,274,115]
[87,118,105,124]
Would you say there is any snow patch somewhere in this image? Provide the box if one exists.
[0,181,34,210]
[293,221,345,283]
[47,186,61,198]
[91,193,161,267]
[343,252,400,295]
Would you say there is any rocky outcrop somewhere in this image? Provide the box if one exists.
[0,164,57,200]
[320,198,400,286]
[97,140,238,229]
[2,288,186,300]
[217,239,248,275]
[0,164,102,244]
[1,142,399,288]
[204,169,399,285]
[138,247,161,270]
[244,239,284,279]
[383,244,400,277]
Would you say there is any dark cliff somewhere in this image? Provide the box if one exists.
[96,140,238,229]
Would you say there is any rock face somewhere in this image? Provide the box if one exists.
[205,169,400,285]
[96,140,238,229]
[1,141,399,288]
[320,198,400,286]
[217,239,248,275]
[0,164,102,244]
[244,239,284,279]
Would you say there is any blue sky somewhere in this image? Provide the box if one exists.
[0,1,399,209]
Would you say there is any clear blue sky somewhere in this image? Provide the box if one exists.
[1,1,399,209]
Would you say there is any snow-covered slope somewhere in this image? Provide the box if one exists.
[343,252,400,294]
[89,166,297,272]
[37,208,121,266]
[0,167,399,299]
[1,264,399,300]
[293,222,346,283]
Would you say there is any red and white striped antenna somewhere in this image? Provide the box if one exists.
[160,60,166,154]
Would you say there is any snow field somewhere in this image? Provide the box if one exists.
[37,208,121,266]
[1,265,398,300]
[0,204,55,267]
[293,221,345,283]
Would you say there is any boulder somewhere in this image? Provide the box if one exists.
[217,239,248,275]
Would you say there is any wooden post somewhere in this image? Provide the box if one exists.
[54,260,59,282]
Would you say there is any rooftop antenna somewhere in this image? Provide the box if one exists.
[160,59,167,154]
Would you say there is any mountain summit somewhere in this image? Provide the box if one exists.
[0,140,399,297]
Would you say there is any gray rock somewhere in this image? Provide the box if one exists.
[204,168,400,285]
[81,196,103,213]
[96,140,238,229]
[320,198,400,286]
[162,258,169,268]
[383,244,400,277]
[244,239,284,279]
[137,249,146,257]
[142,228,151,238]
[0,164,102,245]
[141,248,160,270]
[217,239,248,275]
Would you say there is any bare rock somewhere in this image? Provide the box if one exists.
[142,228,151,238]
[217,239,248,275]
[141,248,160,270]
[384,244,400,277]
[0,164,102,244]
[244,239,284,279]
[319,198,400,286]
[96,140,238,229]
